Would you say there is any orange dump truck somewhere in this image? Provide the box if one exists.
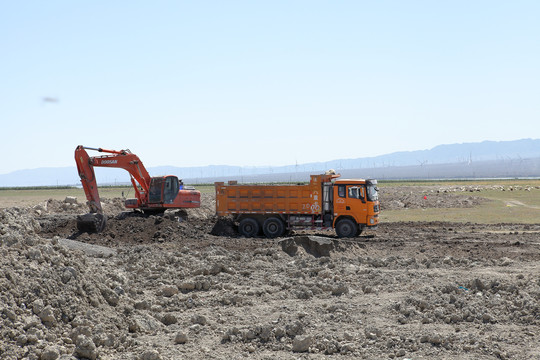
[215,173,380,238]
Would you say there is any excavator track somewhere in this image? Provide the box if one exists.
[76,213,107,233]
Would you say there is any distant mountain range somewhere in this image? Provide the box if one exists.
[1,139,539,187]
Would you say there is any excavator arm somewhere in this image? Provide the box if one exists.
[75,146,103,214]
[75,145,153,232]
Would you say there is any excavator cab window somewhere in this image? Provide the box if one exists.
[149,178,164,203]
[149,176,179,204]
[163,176,179,204]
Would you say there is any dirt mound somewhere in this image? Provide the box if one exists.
[31,197,126,216]
[279,236,366,258]
[280,236,335,257]
[37,193,219,248]
[210,217,237,237]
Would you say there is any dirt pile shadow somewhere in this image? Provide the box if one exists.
[279,236,336,257]
[210,217,237,237]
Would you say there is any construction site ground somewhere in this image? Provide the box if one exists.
[1,183,540,359]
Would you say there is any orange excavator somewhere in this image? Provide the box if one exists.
[75,145,201,232]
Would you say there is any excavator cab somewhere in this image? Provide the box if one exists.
[149,176,179,204]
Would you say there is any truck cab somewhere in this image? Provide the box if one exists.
[332,178,379,236]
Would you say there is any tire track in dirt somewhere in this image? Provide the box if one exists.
[505,199,540,209]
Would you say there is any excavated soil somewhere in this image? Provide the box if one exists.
[1,186,540,359]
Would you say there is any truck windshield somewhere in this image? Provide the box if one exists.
[366,184,378,201]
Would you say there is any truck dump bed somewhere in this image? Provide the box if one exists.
[215,174,334,216]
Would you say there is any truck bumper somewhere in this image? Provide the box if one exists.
[367,215,379,226]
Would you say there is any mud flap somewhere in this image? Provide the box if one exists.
[76,213,107,233]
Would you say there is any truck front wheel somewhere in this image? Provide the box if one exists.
[239,218,259,237]
[262,217,285,238]
[335,219,358,238]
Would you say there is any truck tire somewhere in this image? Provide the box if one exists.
[239,218,259,237]
[335,218,358,238]
[262,217,285,238]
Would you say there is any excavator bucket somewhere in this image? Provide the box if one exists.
[76,213,107,233]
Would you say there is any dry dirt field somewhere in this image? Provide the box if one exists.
[1,184,540,359]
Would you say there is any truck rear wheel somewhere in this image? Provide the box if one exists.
[335,218,358,238]
[238,218,259,237]
[262,217,285,238]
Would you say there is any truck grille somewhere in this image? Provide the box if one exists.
[374,204,380,212]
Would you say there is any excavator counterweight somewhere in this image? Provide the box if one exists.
[75,145,200,233]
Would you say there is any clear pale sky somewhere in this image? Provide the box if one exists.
[1,1,539,174]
